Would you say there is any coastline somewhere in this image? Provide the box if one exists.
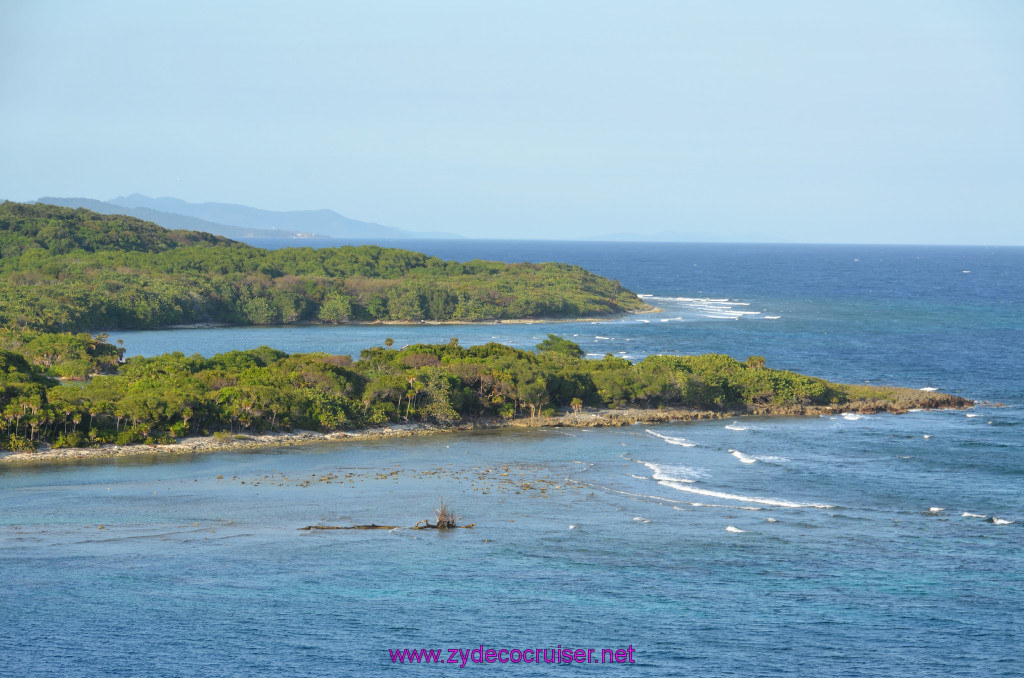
[0,393,971,466]
[149,306,662,331]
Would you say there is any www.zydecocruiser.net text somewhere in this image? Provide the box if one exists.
[389,645,636,666]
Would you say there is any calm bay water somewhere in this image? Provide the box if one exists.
[2,242,1022,676]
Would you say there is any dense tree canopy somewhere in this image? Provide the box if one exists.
[0,328,123,380]
[0,205,963,453]
[0,202,648,331]
[0,330,963,452]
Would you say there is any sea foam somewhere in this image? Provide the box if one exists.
[643,295,763,321]
[646,430,697,447]
[657,480,832,508]
[730,449,757,464]
[639,460,704,483]
[754,455,789,463]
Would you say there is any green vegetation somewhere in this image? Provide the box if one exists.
[0,331,967,452]
[536,333,585,358]
[0,204,966,454]
[0,202,648,331]
[0,328,123,380]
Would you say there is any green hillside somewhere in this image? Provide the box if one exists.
[0,202,648,331]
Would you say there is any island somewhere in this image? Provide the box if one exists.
[0,330,970,463]
[0,201,649,332]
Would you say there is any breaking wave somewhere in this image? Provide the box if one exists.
[657,479,833,509]
[646,430,697,447]
[641,295,764,321]
[730,449,757,464]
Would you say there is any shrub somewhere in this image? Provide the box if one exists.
[4,434,34,452]
[115,426,149,446]
[52,432,84,449]
[536,334,584,359]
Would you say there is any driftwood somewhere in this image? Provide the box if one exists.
[298,521,476,531]
[299,524,398,530]
[294,522,473,532]
[413,520,476,529]
[300,497,475,531]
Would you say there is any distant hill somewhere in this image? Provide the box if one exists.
[36,195,459,240]
[36,197,297,239]
[109,194,457,239]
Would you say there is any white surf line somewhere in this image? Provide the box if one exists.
[637,460,704,483]
[641,294,765,320]
[675,504,765,511]
[730,449,757,464]
[657,479,834,509]
[645,429,697,447]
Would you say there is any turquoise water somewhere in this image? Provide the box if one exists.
[2,243,1022,676]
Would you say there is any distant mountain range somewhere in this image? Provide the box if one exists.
[35,194,458,240]
[29,195,783,243]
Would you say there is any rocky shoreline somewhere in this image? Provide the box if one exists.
[0,391,971,466]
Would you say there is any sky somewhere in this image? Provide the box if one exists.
[1,1,1022,244]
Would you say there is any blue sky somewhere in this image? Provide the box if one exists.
[1,1,1021,243]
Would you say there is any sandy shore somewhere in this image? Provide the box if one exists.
[164,309,660,331]
[0,394,971,466]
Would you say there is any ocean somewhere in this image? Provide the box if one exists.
[1,242,1021,676]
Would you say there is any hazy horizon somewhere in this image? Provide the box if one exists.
[2,1,1022,245]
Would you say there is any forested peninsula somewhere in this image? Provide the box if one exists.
[0,201,970,462]
[0,330,969,459]
[0,202,648,332]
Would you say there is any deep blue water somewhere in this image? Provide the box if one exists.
[2,242,1022,676]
